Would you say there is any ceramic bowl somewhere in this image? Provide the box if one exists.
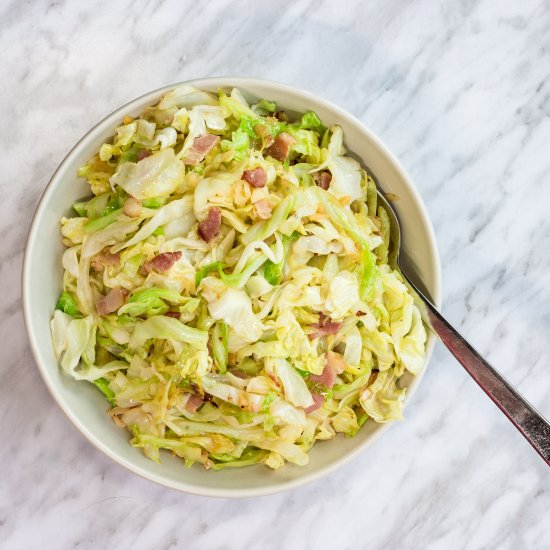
[22,77,441,497]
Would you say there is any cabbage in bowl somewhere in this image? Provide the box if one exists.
[50,85,427,470]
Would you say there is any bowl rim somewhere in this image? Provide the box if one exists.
[22,77,442,498]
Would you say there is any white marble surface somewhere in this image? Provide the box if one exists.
[2,0,549,548]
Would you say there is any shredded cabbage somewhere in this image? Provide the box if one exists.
[51,85,427,471]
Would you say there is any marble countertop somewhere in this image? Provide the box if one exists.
[2,0,549,548]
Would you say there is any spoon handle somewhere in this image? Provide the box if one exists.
[407,278,550,466]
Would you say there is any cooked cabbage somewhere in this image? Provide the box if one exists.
[51,86,427,471]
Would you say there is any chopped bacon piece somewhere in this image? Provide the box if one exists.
[198,207,222,242]
[91,251,120,273]
[193,134,220,154]
[183,134,220,165]
[185,394,204,413]
[309,351,346,390]
[304,393,325,414]
[308,312,342,339]
[313,170,332,190]
[96,287,128,315]
[141,251,182,274]
[309,362,337,389]
[242,167,267,188]
[265,132,296,161]
[137,149,152,161]
[165,311,181,319]
[253,199,273,219]
[123,196,142,217]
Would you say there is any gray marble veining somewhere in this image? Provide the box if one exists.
[1,0,549,548]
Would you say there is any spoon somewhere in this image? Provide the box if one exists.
[376,190,550,466]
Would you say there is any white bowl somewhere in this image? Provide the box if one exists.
[22,77,442,497]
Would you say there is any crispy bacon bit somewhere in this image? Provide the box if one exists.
[96,287,128,315]
[123,196,142,217]
[183,134,220,165]
[185,394,204,413]
[265,132,296,161]
[141,251,182,274]
[198,207,222,242]
[253,199,273,219]
[313,170,332,190]
[165,311,181,319]
[91,251,120,273]
[242,167,267,188]
[304,393,325,414]
[309,312,343,339]
[137,149,152,161]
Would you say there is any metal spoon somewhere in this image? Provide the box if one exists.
[376,190,550,466]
